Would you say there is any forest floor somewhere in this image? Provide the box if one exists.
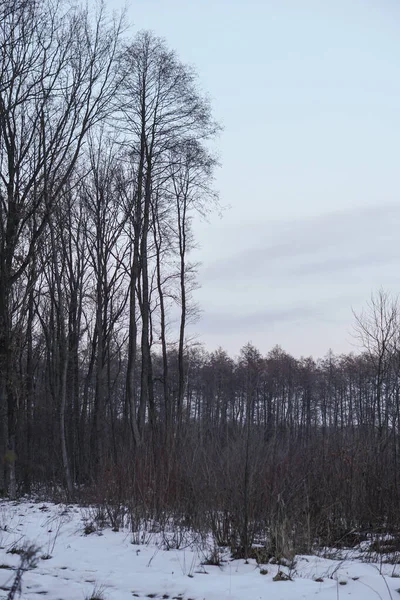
[0,499,399,600]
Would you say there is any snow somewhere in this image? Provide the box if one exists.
[0,500,399,600]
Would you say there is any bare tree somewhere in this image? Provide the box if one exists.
[121,31,219,447]
[353,289,399,431]
[0,0,124,496]
[83,134,129,475]
[167,139,217,435]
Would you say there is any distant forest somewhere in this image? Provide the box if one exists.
[1,0,399,559]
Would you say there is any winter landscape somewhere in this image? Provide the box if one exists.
[1,0,400,599]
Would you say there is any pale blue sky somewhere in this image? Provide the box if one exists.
[120,0,400,358]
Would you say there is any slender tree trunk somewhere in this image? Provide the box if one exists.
[126,261,141,447]
[60,342,73,497]
[152,208,171,445]
[176,193,187,435]
[139,178,156,435]
[0,286,9,494]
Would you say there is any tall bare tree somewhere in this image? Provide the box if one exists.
[0,0,124,496]
[121,31,219,447]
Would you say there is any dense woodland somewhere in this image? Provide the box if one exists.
[1,0,400,559]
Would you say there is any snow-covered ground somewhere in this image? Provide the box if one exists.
[0,500,399,600]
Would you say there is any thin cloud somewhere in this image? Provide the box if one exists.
[200,203,400,284]
[199,305,319,335]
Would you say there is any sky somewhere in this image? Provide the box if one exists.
[119,0,400,358]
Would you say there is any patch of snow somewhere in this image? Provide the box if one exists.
[0,500,398,600]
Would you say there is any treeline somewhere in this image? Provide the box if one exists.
[1,0,400,559]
